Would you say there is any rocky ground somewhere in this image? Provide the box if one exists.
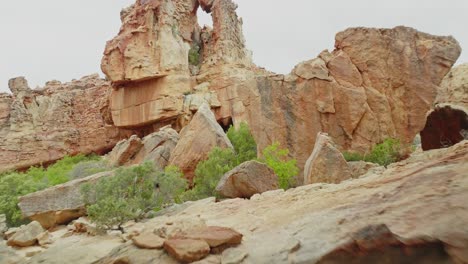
[1,140,466,263]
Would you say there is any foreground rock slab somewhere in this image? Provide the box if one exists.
[18,171,113,229]
[216,161,279,198]
[303,132,351,185]
[132,232,165,249]
[184,226,243,248]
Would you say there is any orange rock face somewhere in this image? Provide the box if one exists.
[101,0,461,174]
[0,75,134,173]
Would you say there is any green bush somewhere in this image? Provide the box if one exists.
[0,154,101,227]
[260,142,299,189]
[227,122,257,164]
[81,163,188,230]
[343,138,403,167]
[182,123,258,201]
[155,165,188,206]
[188,44,200,66]
[182,147,237,201]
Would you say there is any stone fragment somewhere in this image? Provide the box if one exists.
[169,103,233,182]
[106,135,143,167]
[7,221,44,247]
[185,226,243,248]
[132,232,165,249]
[216,161,279,198]
[304,133,351,185]
[37,231,52,247]
[164,238,211,263]
[293,58,332,81]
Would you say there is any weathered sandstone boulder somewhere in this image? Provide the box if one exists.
[169,103,233,182]
[163,238,211,263]
[216,161,279,198]
[183,226,243,248]
[0,75,134,173]
[7,221,44,247]
[303,133,351,185]
[132,232,165,249]
[18,171,114,229]
[106,135,143,167]
[421,63,468,150]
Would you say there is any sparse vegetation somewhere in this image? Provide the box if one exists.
[343,138,404,167]
[188,44,200,66]
[260,142,299,189]
[81,162,188,230]
[0,154,103,227]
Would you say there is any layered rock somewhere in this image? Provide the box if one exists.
[421,63,468,150]
[169,103,233,182]
[101,0,461,172]
[216,161,279,198]
[303,133,351,185]
[18,171,114,229]
[0,75,134,173]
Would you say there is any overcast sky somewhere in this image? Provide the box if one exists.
[1,0,467,93]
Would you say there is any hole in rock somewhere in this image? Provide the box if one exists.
[420,106,468,151]
[218,117,234,133]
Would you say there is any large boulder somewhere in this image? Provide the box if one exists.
[105,126,180,168]
[303,132,351,185]
[216,161,279,198]
[169,103,233,182]
[7,221,44,247]
[0,75,134,174]
[18,171,113,229]
[421,63,468,150]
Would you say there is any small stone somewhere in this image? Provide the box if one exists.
[37,231,52,247]
[164,238,210,263]
[7,221,44,247]
[132,232,165,249]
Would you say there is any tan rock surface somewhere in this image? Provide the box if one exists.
[7,221,44,247]
[169,103,233,182]
[184,226,242,248]
[215,161,279,198]
[164,238,211,263]
[0,75,134,173]
[18,171,114,229]
[303,133,351,185]
[0,242,25,264]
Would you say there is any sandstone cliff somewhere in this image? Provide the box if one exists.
[0,75,134,173]
[102,0,461,172]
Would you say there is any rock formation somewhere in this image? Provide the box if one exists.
[303,133,352,185]
[101,0,461,173]
[168,103,233,182]
[216,161,279,198]
[421,63,468,150]
[0,75,134,173]
[6,221,44,247]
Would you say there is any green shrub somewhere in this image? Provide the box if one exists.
[81,162,159,229]
[155,165,188,206]
[0,154,102,227]
[182,147,237,201]
[343,138,403,167]
[227,122,257,164]
[81,163,188,230]
[260,142,299,189]
[188,44,200,66]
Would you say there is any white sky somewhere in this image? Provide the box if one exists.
[1,0,467,93]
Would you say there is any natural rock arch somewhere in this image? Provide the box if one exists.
[420,106,468,150]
